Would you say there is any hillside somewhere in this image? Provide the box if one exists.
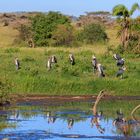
[0,23,19,47]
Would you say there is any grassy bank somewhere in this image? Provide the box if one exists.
[0,46,139,96]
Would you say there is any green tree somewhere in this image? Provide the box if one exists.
[31,12,70,46]
[112,3,140,47]
[18,24,32,41]
[77,23,108,44]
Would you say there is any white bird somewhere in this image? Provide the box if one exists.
[97,63,105,77]
[92,55,98,73]
[47,57,52,70]
[51,55,57,63]
[68,119,74,129]
[15,57,20,70]
[69,53,75,65]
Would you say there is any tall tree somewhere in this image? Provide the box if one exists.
[112,3,140,47]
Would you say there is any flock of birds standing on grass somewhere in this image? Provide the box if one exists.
[15,53,126,79]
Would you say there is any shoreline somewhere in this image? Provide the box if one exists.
[15,95,140,103]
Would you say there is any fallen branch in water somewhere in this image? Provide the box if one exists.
[131,104,140,121]
[93,90,106,115]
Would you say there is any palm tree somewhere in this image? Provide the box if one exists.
[112,3,140,47]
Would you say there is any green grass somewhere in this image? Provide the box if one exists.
[0,46,139,96]
[0,25,139,96]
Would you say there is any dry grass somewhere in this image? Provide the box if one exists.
[0,24,19,47]
[0,22,118,50]
[106,26,120,47]
[19,44,107,56]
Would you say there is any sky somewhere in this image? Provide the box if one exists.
[0,0,139,17]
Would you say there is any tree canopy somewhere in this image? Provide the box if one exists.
[112,3,140,50]
[77,23,108,44]
[31,12,71,46]
[112,3,140,18]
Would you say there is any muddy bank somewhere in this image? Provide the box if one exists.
[14,95,140,104]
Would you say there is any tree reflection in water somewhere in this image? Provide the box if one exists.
[90,111,105,134]
[91,90,106,134]
[46,111,57,124]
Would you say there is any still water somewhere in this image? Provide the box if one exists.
[0,100,140,140]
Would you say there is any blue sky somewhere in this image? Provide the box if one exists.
[0,0,139,16]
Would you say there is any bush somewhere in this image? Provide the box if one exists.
[51,24,74,46]
[126,35,140,54]
[31,12,71,46]
[18,24,32,41]
[116,44,125,54]
[126,19,140,54]
[77,23,108,44]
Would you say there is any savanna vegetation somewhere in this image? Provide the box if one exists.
[0,3,140,103]
[0,46,139,96]
[112,3,140,53]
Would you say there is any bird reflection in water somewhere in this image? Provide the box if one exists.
[13,109,19,121]
[113,109,140,136]
[46,111,56,124]
[67,118,74,129]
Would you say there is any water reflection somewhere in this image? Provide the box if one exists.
[113,109,140,137]
[67,118,74,129]
[13,109,19,120]
[46,111,57,124]
[0,100,139,140]
[91,111,105,134]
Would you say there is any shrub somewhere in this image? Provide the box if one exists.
[51,24,74,46]
[31,12,71,46]
[116,44,125,54]
[18,24,32,41]
[125,19,140,54]
[77,23,108,44]
[126,35,140,54]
